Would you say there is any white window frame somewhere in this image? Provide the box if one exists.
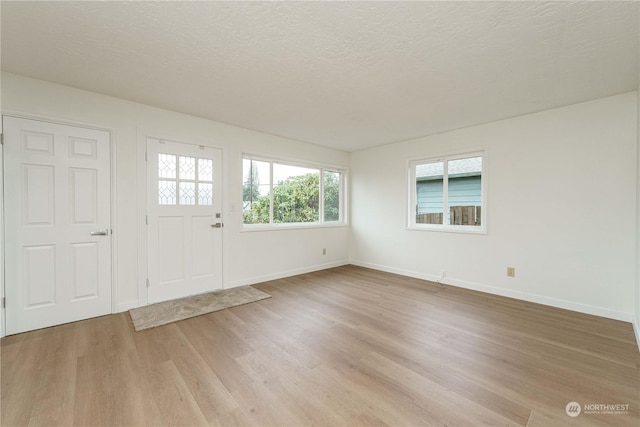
[408,150,487,234]
[242,154,348,230]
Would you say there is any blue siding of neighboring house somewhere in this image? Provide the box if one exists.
[417,179,443,214]
[417,176,481,214]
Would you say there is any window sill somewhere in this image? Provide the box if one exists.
[241,222,349,233]
[407,225,487,235]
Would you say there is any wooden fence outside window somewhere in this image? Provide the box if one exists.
[416,206,481,226]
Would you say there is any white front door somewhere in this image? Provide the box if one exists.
[3,117,112,335]
[146,138,223,304]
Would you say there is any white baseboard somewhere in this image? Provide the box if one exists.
[226,260,350,289]
[350,259,634,323]
[116,261,349,310]
[633,317,640,352]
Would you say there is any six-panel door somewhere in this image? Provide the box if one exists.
[3,117,112,335]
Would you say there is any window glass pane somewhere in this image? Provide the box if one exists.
[198,158,213,182]
[158,153,176,179]
[158,180,176,205]
[198,183,213,206]
[415,161,444,224]
[273,164,320,223]
[179,181,196,205]
[447,156,482,226]
[179,156,196,180]
[324,171,341,222]
[243,159,271,224]
[242,156,344,226]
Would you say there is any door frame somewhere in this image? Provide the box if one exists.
[0,111,117,338]
[136,128,225,308]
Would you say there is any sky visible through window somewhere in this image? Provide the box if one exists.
[416,156,481,178]
[245,160,319,195]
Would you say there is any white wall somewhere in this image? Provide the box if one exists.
[636,85,640,344]
[1,72,350,312]
[3,71,638,333]
[351,93,638,321]
[636,19,640,346]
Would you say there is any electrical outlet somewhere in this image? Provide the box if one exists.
[322,248,326,255]
[507,267,516,277]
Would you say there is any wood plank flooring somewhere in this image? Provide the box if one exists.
[2,265,639,426]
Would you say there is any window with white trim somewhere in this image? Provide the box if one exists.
[409,152,485,231]
[242,155,345,227]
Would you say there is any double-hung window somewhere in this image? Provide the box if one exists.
[242,155,345,227]
[409,151,485,232]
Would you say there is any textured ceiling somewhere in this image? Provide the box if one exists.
[1,1,638,152]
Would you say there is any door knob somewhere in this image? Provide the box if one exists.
[211,223,223,228]
[90,229,109,236]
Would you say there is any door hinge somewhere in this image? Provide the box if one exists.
[146,278,150,288]
[145,151,148,161]
[2,297,6,309]
[145,215,148,225]
[0,134,4,145]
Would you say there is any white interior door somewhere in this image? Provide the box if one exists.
[147,138,223,304]
[3,116,112,335]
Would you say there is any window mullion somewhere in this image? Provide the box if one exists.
[337,173,341,223]
[410,163,417,227]
[442,159,449,225]
[269,161,274,224]
[250,162,255,206]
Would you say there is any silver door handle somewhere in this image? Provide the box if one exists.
[90,229,109,236]
[211,223,223,228]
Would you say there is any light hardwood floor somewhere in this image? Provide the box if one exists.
[2,265,639,426]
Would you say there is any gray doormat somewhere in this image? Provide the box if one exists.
[129,286,271,331]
